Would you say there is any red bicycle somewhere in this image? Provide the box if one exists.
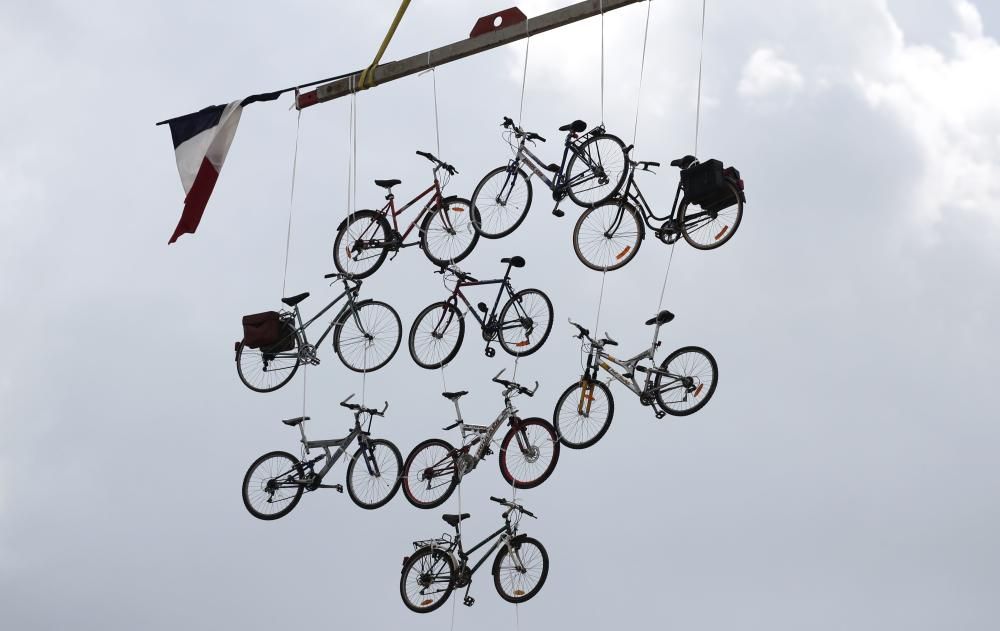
[333,151,480,279]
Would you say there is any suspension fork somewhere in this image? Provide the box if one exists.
[357,433,382,476]
[432,295,462,335]
[577,352,600,414]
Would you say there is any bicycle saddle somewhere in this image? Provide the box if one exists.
[442,513,471,527]
[559,120,587,133]
[645,310,675,326]
[442,390,469,401]
[501,256,525,268]
[374,178,401,189]
[670,155,697,169]
[281,416,309,427]
[281,292,310,307]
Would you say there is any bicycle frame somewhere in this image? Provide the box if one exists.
[287,281,364,351]
[447,275,516,331]
[505,131,608,196]
[615,166,718,239]
[578,321,687,403]
[380,174,454,244]
[453,399,518,465]
[281,411,386,488]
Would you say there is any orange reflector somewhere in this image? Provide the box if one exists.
[421,599,433,606]
[693,383,704,397]
[615,245,631,260]
[515,340,530,347]
[714,225,729,241]
[514,590,525,596]
[451,206,465,212]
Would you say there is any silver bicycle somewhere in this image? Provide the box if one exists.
[553,312,719,449]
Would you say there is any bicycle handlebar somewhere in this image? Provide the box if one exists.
[339,394,389,417]
[416,150,458,175]
[568,318,592,340]
[435,265,476,282]
[501,116,544,143]
[492,369,537,397]
[490,496,536,518]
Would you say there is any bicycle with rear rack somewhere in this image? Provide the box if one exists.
[470,116,628,239]
[407,256,553,369]
[235,273,402,393]
[552,312,719,449]
[572,154,746,271]
[400,496,548,613]
[241,395,403,519]
[333,150,479,279]
[402,370,560,509]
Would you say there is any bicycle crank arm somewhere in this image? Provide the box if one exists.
[317,483,344,492]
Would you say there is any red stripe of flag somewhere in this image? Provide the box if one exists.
[168,157,220,244]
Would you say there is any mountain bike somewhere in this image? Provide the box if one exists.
[333,151,479,279]
[572,154,745,271]
[408,256,553,369]
[469,116,628,239]
[552,312,719,449]
[241,395,403,519]
[235,273,402,392]
[400,496,548,613]
[402,371,559,509]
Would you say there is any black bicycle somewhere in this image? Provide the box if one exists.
[572,154,746,271]
[407,256,553,369]
[470,116,628,239]
[400,496,548,613]
[235,273,402,392]
[241,395,403,519]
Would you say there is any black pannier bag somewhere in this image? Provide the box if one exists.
[263,319,296,355]
[682,160,746,212]
[241,311,283,349]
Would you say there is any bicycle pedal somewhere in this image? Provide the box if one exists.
[463,596,475,607]
[484,346,496,358]
[654,410,666,419]
[552,208,565,218]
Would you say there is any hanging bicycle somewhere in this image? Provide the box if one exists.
[408,256,553,369]
[573,154,746,271]
[469,116,628,239]
[333,151,479,279]
[400,496,548,613]
[401,371,560,509]
[552,312,718,449]
[241,395,403,519]
[235,273,402,392]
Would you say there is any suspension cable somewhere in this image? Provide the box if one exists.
[280,100,302,297]
[600,0,605,124]
[518,21,531,125]
[632,0,652,145]
[694,0,707,155]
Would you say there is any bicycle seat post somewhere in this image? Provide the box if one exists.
[451,398,464,428]
[297,420,309,452]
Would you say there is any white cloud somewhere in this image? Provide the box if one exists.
[737,48,804,100]
[856,0,1000,233]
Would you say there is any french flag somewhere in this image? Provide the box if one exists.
[164,92,279,244]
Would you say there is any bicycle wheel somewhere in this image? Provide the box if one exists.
[497,289,553,357]
[242,451,305,520]
[573,200,644,271]
[654,345,719,416]
[420,196,480,266]
[333,299,402,372]
[499,418,560,489]
[493,536,549,604]
[470,165,533,239]
[346,438,403,510]
[678,181,744,250]
[236,340,301,393]
[552,379,615,449]
[408,301,465,369]
[333,210,391,279]
[402,439,459,509]
[400,546,456,613]
[565,134,628,207]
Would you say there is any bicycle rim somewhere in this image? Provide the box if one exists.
[573,201,643,271]
[335,301,401,372]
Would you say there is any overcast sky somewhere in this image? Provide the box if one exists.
[2,1,999,629]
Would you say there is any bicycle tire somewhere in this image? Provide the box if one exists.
[552,379,615,449]
[470,165,534,239]
[572,200,644,271]
[333,210,392,279]
[419,196,481,266]
[497,289,553,357]
[493,536,549,603]
[346,438,403,510]
[498,418,560,489]
[679,180,744,250]
[565,134,628,207]
[241,451,305,521]
[333,299,402,373]
[408,301,466,370]
[236,340,301,393]
[654,345,719,416]
[402,438,459,509]
[400,546,456,613]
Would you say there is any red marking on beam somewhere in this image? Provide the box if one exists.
[297,90,319,109]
